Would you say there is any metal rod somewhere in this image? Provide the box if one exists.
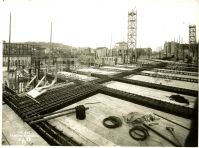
[166,126,182,146]
[29,107,89,125]
[85,102,101,105]
[143,123,180,147]
[25,106,77,122]
[153,113,190,130]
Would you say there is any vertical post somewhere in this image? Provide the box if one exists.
[34,55,37,87]
[14,68,17,91]
[50,22,52,53]
[182,37,184,62]
[126,44,128,64]
[177,37,179,60]
[7,12,11,72]
[48,22,52,71]
[197,41,199,65]
[38,59,40,80]
[17,75,19,93]
[110,33,112,63]
[31,45,33,65]
[159,50,161,59]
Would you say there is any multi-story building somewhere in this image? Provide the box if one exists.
[95,47,108,65]
[114,42,128,63]
[163,41,179,58]
[78,47,95,66]
[135,48,152,59]
[3,41,46,69]
[163,41,198,63]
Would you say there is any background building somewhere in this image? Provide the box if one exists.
[163,41,198,63]
[3,41,41,67]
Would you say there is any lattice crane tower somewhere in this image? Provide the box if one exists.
[127,9,137,63]
[189,25,196,44]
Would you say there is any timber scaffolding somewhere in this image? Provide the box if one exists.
[3,61,198,146]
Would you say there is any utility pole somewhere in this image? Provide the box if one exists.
[50,22,52,52]
[7,12,11,72]
[48,22,53,72]
[177,37,179,60]
[110,33,112,64]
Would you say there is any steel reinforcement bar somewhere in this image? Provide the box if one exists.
[164,66,198,72]
[100,87,194,119]
[18,83,79,109]
[113,77,198,97]
[31,122,82,146]
[3,93,82,146]
[152,68,199,76]
[140,72,198,83]
[3,86,98,146]
[19,84,103,120]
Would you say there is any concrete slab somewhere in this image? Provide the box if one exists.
[2,104,48,146]
[101,66,133,71]
[116,64,137,68]
[103,81,196,108]
[126,75,198,91]
[58,71,97,81]
[155,68,199,76]
[78,67,119,75]
[142,70,198,80]
[49,93,191,146]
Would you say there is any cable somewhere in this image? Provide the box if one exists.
[129,126,149,141]
[103,116,122,128]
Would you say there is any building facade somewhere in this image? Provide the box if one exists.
[3,41,46,69]
[135,48,152,59]
[3,42,32,67]
[78,47,95,66]
[114,42,128,63]
[163,41,198,63]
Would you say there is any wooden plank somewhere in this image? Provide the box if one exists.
[2,105,48,146]
[98,93,191,129]
[126,75,198,91]
[49,93,192,146]
[92,94,190,146]
[51,102,155,146]
[49,120,97,146]
[50,117,117,146]
[81,102,174,146]
[103,81,196,108]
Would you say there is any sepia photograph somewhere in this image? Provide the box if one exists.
[1,0,198,146]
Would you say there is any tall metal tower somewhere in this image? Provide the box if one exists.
[127,9,137,63]
[189,25,196,44]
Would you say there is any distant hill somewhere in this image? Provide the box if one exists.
[22,41,75,52]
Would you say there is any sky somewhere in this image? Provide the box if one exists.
[1,0,199,51]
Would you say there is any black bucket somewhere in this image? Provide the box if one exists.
[75,105,86,120]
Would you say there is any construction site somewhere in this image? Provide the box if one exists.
[2,2,199,147]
